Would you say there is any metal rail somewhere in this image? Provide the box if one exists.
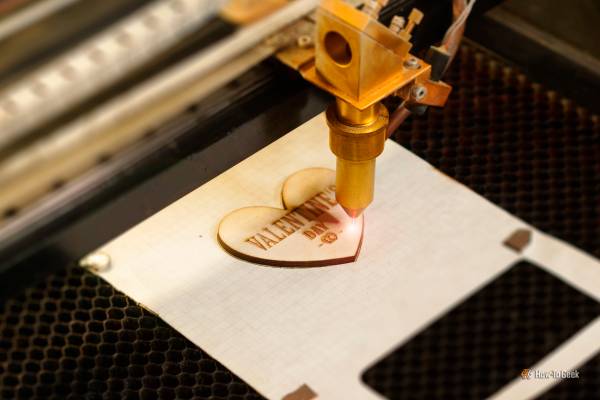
[0,0,80,41]
[0,0,318,220]
[0,0,225,151]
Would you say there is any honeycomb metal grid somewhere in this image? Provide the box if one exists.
[0,266,264,400]
[0,43,599,399]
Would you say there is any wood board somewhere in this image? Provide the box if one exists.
[218,168,364,267]
[90,113,600,400]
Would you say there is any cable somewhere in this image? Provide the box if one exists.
[387,0,477,138]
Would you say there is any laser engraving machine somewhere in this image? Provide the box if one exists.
[0,0,482,269]
[0,0,598,398]
[278,0,454,218]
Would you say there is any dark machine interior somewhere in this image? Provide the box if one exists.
[0,0,598,398]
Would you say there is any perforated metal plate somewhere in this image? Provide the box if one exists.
[0,43,598,399]
[0,266,263,399]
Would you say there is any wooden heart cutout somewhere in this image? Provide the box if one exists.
[218,168,364,267]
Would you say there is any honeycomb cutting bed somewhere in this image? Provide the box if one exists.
[1,43,598,399]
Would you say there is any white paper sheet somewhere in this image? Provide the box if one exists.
[93,113,600,399]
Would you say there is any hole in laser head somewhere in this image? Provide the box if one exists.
[324,31,352,66]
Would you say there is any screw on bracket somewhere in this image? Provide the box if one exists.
[297,35,313,48]
[403,56,420,69]
[411,84,428,101]
[389,16,406,34]
[362,0,389,19]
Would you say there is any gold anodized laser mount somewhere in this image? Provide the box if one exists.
[327,99,387,217]
[277,0,452,217]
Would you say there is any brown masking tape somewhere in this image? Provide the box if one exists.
[282,384,318,400]
[503,228,532,253]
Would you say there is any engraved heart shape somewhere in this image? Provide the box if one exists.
[217,168,364,267]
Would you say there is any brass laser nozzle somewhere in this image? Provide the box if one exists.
[279,0,450,218]
[327,99,388,218]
